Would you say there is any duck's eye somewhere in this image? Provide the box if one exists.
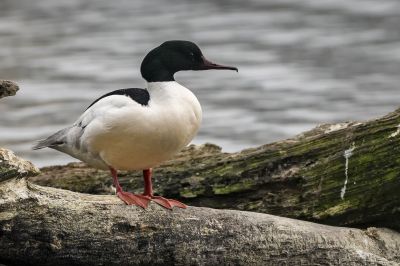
[189,52,196,61]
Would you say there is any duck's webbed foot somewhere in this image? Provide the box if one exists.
[136,195,187,209]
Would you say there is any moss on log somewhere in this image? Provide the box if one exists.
[31,109,400,231]
[1,178,399,266]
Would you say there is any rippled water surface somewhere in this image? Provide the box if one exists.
[1,0,400,167]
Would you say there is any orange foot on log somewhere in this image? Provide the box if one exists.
[110,167,187,209]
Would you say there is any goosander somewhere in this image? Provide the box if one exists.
[34,40,238,209]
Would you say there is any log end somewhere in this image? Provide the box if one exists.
[0,80,19,99]
[0,148,40,182]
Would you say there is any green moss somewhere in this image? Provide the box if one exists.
[213,165,235,176]
[382,171,398,181]
[313,200,354,219]
[180,188,205,198]
[245,200,264,210]
[212,179,255,195]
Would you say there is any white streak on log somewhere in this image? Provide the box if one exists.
[341,143,355,200]
[389,124,400,138]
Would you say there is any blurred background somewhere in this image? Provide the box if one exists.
[1,0,400,167]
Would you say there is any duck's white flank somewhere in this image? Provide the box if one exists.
[58,81,202,170]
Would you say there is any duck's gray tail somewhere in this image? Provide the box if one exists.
[32,128,69,150]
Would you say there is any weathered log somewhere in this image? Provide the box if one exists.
[31,109,400,231]
[0,80,19,99]
[0,178,399,266]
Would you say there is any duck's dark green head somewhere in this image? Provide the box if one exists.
[140,40,238,82]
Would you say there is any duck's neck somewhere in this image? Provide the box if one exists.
[146,81,192,101]
[147,81,179,91]
[147,81,187,97]
[143,70,175,82]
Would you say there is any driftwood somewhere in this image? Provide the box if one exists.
[32,109,400,231]
[0,177,399,266]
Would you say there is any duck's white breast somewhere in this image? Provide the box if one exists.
[81,81,202,170]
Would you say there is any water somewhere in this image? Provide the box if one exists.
[1,0,400,167]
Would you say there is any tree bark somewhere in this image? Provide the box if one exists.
[0,178,399,266]
[31,109,400,231]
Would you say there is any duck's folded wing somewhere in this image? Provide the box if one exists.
[33,88,150,151]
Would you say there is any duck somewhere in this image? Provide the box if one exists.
[34,40,238,209]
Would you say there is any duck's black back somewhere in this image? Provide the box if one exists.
[86,88,150,110]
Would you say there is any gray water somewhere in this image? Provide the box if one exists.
[1,0,400,167]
